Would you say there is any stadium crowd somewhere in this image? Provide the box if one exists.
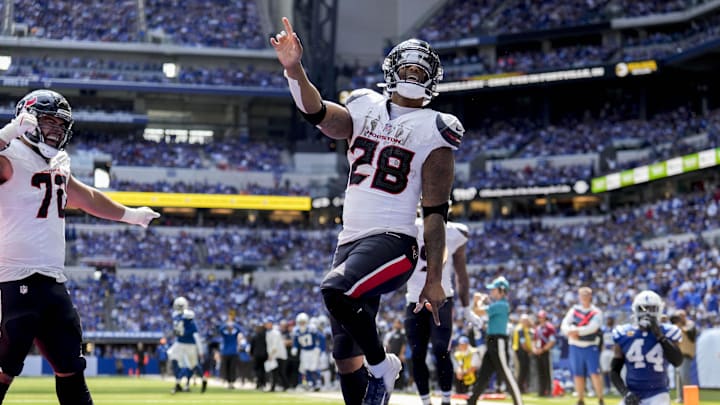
[3,56,286,88]
[12,0,267,49]
[57,102,720,193]
[66,189,720,334]
[417,0,712,40]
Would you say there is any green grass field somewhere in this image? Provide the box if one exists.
[2,377,719,404]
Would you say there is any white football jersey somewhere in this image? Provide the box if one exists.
[338,89,463,244]
[405,220,469,303]
[0,141,70,282]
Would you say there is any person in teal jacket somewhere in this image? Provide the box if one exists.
[466,276,523,405]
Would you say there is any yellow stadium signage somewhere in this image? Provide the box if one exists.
[104,192,311,211]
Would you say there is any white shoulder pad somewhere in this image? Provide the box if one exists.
[446,222,469,251]
[50,151,71,169]
[345,88,384,106]
[183,309,195,319]
[448,221,469,235]
[435,112,464,149]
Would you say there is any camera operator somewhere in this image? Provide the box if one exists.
[670,310,697,403]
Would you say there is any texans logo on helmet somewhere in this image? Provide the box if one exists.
[22,96,38,110]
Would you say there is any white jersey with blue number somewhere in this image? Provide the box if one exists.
[0,141,70,282]
[339,89,463,245]
[405,220,468,303]
[612,323,682,399]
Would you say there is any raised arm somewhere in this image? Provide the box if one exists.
[270,17,352,140]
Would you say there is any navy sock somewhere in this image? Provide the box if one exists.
[0,382,9,402]
[339,367,369,405]
[55,373,93,405]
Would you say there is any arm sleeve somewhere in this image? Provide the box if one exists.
[660,337,683,367]
[610,356,629,395]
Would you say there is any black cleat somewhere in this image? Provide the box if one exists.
[201,379,207,393]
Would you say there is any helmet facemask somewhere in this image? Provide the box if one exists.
[634,304,660,329]
[631,290,664,329]
[16,90,74,159]
[32,115,73,158]
[379,39,443,106]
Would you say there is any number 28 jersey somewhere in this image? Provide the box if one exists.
[0,141,70,282]
[612,323,682,399]
[339,89,464,245]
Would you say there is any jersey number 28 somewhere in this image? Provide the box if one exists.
[349,137,415,194]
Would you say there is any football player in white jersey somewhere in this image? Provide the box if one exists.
[272,17,463,405]
[611,290,683,405]
[405,217,469,405]
[0,89,160,405]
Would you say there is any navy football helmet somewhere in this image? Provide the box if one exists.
[379,39,443,106]
[15,89,73,158]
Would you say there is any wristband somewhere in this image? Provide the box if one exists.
[0,123,16,145]
[299,102,327,126]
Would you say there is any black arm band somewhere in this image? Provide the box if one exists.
[610,357,629,395]
[298,102,327,126]
[422,201,449,222]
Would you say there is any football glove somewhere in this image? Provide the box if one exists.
[121,206,160,228]
[0,112,38,145]
[648,316,664,340]
[623,391,640,405]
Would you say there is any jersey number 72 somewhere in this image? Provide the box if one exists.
[31,172,67,218]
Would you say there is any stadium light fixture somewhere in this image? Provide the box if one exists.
[162,62,178,78]
[0,56,11,71]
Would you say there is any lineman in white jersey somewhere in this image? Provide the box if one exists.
[272,17,463,405]
[0,89,160,405]
[405,218,470,405]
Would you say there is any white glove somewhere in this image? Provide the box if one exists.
[0,112,38,144]
[121,206,160,228]
[291,347,298,356]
